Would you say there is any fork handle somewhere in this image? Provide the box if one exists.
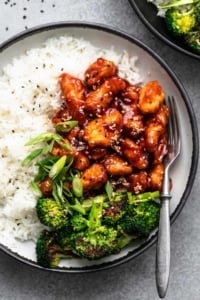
[156,196,171,298]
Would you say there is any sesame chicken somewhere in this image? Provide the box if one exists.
[50,58,169,194]
[59,73,86,124]
[85,76,127,115]
[121,138,149,170]
[84,57,118,87]
[139,80,165,114]
[81,163,108,191]
[103,154,133,176]
[83,108,123,148]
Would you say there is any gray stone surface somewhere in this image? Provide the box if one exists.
[0,1,199,299]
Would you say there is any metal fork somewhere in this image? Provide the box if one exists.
[156,96,181,298]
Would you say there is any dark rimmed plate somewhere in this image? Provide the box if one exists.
[129,0,200,59]
[0,22,199,273]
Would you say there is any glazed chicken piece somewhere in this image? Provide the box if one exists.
[51,140,74,157]
[145,105,169,152]
[139,80,165,114]
[155,104,169,127]
[121,137,149,170]
[84,57,118,87]
[39,177,53,196]
[59,73,86,124]
[52,108,70,125]
[145,122,166,153]
[73,151,90,171]
[88,148,108,160]
[149,163,164,191]
[121,102,144,138]
[153,135,168,164]
[122,84,141,102]
[128,171,150,194]
[81,163,108,191]
[83,108,123,148]
[85,76,127,115]
[103,154,133,176]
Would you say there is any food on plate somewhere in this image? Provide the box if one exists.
[21,56,169,267]
[0,35,169,268]
[148,0,200,54]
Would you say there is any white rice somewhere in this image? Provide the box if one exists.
[0,35,142,242]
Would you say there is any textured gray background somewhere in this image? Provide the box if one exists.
[0,1,200,299]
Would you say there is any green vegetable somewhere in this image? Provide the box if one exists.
[105,180,113,201]
[22,128,162,267]
[21,148,43,166]
[119,199,160,237]
[72,176,83,198]
[155,0,200,54]
[70,195,120,259]
[55,120,78,133]
[36,230,73,268]
[49,155,67,179]
[36,198,69,230]
[165,5,197,37]
[185,29,200,52]
[158,0,200,9]
[21,132,71,167]
[70,213,88,232]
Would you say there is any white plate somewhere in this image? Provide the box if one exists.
[0,22,198,272]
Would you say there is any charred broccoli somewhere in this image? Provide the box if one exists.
[185,29,200,52]
[157,0,200,54]
[36,198,69,230]
[36,230,73,268]
[119,201,160,237]
[102,193,127,227]
[70,212,88,232]
[35,190,161,266]
[70,195,120,259]
[165,5,197,37]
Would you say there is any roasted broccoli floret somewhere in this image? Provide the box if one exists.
[102,198,126,227]
[70,195,120,259]
[36,230,73,268]
[165,5,197,37]
[185,30,200,52]
[36,198,69,230]
[70,212,88,232]
[119,198,160,237]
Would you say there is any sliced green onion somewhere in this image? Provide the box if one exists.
[55,120,78,133]
[158,0,197,9]
[52,181,65,205]
[69,198,85,215]
[49,155,67,179]
[21,148,43,166]
[72,176,83,198]
[30,181,42,198]
[41,140,55,155]
[25,132,66,146]
[56,140,72,151]
[105,181,113,201]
